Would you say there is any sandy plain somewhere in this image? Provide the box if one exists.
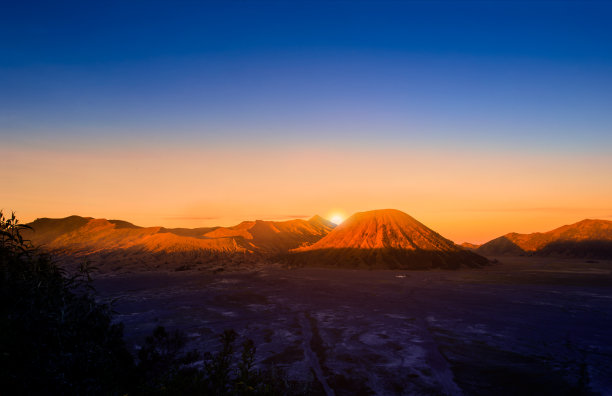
[95,256,612,395]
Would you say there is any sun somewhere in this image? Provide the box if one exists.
[330,214,344,225]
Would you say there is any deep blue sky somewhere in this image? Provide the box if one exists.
[2,1,612,239]
[2,1,611,151]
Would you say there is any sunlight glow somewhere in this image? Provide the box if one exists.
[330,215,344,225]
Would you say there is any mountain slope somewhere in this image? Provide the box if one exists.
[25,216,92,246]
[476,236,526,256]
[460,242,479,250]
[288,209,488,269]
[202,217,334,252]
[476,219,612,258]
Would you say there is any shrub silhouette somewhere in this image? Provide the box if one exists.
[135,325,205,395]
[134,326,308,395]
[0,211,134,394]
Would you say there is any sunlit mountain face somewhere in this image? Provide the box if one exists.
[23,214,336,272]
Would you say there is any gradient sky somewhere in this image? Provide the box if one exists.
[2,1,612,243]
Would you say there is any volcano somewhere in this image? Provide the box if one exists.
[287,209,488,269]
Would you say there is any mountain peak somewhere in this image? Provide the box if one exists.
[299,209,455,251]
[288,209,488,269]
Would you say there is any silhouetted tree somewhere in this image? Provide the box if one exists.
[0,211,134,394]
[135,325,204,395]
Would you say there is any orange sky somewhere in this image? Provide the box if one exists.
[2,141,611,244]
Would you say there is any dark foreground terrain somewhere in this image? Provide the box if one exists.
[95,257,612,395]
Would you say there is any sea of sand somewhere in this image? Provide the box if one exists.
[95,256,612,395]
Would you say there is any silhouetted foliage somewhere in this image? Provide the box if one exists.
[0,211,134,394]
[134,326,308,395]
[135,325,205,395]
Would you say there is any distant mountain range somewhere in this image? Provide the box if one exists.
[23,215,335,272]
[463,219,612,259]
[23,213,611,273]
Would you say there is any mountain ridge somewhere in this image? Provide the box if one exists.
[23,214,335,272]
[474,219,612,258]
